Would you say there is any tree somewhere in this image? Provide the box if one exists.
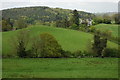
[31,36,41,58]
[114,14,120,24]
[13,30,30,58]
[15,17,28,29]
[70,24,78,30]
[92,32,107,57]
[103,19,111,24]
[71,9,79,26]
[55,18,70,28]
[2,19,13,31]
[40,33,62,58]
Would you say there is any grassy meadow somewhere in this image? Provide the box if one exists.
[3,58,118,78]
[2,24,118,56]
[2,24,119,78]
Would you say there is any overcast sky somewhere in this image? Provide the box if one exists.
[0,0,119,13]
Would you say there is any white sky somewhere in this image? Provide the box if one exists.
[0,0,119,13]
[0,0,119,3]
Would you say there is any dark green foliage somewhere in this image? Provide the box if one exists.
[114,14,120,24]
[93,17,111,24]
[15,30,30,58]
[15,17,28,29]
[103,19,111,24]
[2,6,94,24]
[56,18,70,28]
[92,32,107,57]
[103,48,120,57]
[93,18,103,24]
[31,36,41,58]
[2,19,13,31]
[17,40,27,58]
[40,33,63,58]
[70,24,79,30]
[61,50,72,58]
[89,26,96,32]
[72,9,80,26]
[72,50,83,58]
[55,20,64,28]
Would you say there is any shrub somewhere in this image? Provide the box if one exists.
[103,19,111,24]
[103,48,120,57]
[40,33,63,58]
[12,30,30,58]
[89,26,96,32]
[61,50,72,58]
[72,50,84,58]
[69,24,79,30]
[92,33,107,57]
[15,18,28,29]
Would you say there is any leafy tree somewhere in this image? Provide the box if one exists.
[13,30,30,58]
[92,32,107,57]
[70,24,78,30]
[15,17,27,29]
[93,17,103,24]
[6,18,14,27]
[55,20,64,27]
[2,19,13,31]
[103,19,111,24]
[2,6,94,25]
[72,9,79,26]
[55,18,70,28]
[40,33,62,58]
[17,40,26,57]
[114,14,120,24]
[31,36,41,58]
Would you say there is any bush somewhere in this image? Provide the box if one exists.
[72,50,84,58]
[61,50,72,58]
[103,19,111,24]
[89,26,96,32]
[12,30,30,58]
[40,33,63,58]
[69,24,79,30]
[15,18,28,29]
[103,48,120,57]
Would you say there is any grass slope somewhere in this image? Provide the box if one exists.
[94,24,118,37]
[2,25,118,55]
[3,58,118,78]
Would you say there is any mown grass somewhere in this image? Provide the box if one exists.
[2,58,118,78]
[2,25,118,55]
[94,24,118,37]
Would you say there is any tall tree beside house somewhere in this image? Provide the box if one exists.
[72,9,80,26]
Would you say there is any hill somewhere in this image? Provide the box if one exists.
[1,6,95,23]
[94,24,118,37]
[2,25,118,56]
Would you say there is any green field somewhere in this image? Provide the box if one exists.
[2,25,118,56]
[94,24,118,37]
[2,24,119,78]
[3,58,118,78]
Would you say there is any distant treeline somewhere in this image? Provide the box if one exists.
[1,6,95,24]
